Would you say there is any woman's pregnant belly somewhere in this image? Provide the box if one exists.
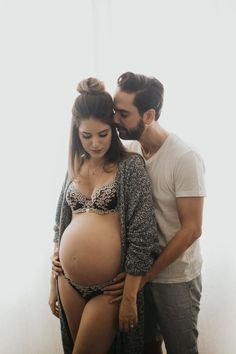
[59,213,121,286]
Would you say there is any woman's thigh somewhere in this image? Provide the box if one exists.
[73,294,119,354]
[57,275,86,341]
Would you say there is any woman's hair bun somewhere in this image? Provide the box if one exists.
[77,77,105,94]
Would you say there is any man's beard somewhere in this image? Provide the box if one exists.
[116,118,145,140]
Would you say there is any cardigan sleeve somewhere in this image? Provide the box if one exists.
[53,172,69,242]
[124,155,160,275]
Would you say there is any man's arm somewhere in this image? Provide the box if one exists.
[104,196,204,300]
[142,196,204,284]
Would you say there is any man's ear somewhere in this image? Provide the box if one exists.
[143,108,156,125]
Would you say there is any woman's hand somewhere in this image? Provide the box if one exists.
[51,246,63,276]
[119,295,138,332]
[48,282,59,318]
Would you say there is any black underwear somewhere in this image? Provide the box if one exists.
[63,273,115,301]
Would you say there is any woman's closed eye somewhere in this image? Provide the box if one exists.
[82,134,92,139]
[82,133,108,139]
[99,132,109,137]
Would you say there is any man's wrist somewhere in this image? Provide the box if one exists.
[145,270,154,284]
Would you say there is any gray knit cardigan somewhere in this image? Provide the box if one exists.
[53,154,160,354]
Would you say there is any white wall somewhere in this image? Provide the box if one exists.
[0,1,235,353]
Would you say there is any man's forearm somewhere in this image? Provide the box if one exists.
[148,226,201,281]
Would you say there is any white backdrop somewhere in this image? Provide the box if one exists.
[0,1,235,353]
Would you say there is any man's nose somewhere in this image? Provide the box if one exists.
[114,112,120,124]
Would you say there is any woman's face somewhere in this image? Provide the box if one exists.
[78,117,112,160]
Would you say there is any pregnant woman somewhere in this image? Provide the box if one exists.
[48,78,159,354]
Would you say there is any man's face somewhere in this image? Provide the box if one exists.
[113,90,145,140]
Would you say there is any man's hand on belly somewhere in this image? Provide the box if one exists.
[103,272,126,303]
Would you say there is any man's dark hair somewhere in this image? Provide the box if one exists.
[117,72,164,120]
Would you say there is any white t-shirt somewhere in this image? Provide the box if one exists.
[125,133,206,283]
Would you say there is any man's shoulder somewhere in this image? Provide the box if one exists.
[168,133,191,152]
[168,133,204,161]
[122,139,141,153]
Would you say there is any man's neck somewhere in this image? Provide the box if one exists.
[138,122,169,160]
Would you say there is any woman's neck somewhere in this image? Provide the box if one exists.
[87,157,105,169]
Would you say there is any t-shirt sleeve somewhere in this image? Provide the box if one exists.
[174,150,206,197]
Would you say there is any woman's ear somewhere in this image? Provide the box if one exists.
[143,108,155,125]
